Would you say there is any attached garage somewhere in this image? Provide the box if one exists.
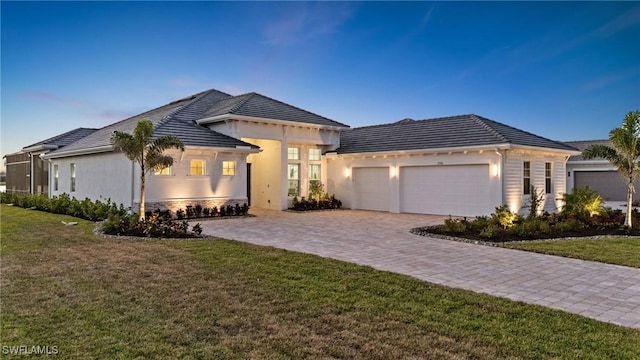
[353,167,390,211]
[574,171,638,201]
[400,165,493,217]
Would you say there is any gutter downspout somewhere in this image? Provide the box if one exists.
[28,152,34,194]
[495,149,504,206]
[562,155,571,212]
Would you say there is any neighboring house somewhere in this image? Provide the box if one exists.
[36,88,580,217]
[326,116,579,217]
[565,140,639,203]
[4,128,97,195]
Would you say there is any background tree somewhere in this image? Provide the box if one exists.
[583,110,640,228]
[111,119,184,219]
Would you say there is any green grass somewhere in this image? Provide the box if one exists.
[1,204,639,359]
[504,237,640,268]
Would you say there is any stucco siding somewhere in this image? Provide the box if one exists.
[49,152,134,207]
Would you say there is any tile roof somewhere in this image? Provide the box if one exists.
[23,127,98,150]
[201,92,349,128]
[564,140,612,161]
[337,114,579,154]
[48,88,347,156]
[49,89,256,155]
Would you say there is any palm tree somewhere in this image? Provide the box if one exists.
[111,119,184,219]
[583,110,640,228]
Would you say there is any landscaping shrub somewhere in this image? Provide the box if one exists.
[441,217,467,233]
[290,195,342,211]
[492,205,518,229]
[561,186,603,220]
[0,192,127,221]
[102,213,202,238]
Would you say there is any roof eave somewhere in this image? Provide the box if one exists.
[181,145,260,154]
[197,114,349,131]
[510,144,581,156]
[42,145,115,159]
[331,143,513,157]
[22,144,59,153]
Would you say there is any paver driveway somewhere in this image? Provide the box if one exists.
[198,209,640,329]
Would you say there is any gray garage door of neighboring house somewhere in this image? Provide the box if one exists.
[353,167,390,212]
[574,171,640,201]
[400,165,493,217]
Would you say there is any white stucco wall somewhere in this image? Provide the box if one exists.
[144,148,249,206]
[49,152,134,207]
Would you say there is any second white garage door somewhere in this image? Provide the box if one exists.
[400,165,492,216]
[353,167,390,212]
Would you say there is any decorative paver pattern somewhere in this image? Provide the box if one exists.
[197,209,640,329]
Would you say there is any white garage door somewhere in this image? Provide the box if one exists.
[353,167,390,212]
[400,165,492,216]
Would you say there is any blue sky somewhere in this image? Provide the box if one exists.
[2,1,639,169]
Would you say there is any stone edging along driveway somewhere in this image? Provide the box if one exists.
[196,209,640,329]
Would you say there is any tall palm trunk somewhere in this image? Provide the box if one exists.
[627,176,634,228]
[140,173,146,220]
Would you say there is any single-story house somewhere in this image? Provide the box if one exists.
[4,127,97,195]
[565,140,639,205]
[33,88,581,217]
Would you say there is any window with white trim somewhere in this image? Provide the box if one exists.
[545,162,552,194]
[523,161,531,195]
[309,148,321,161]
[189,159,205,176]
[288,147,299,160]
[288,164,300,196]
[222,161,236,176]
[70,163,76,192]
[53,164,59,191]
[154,166,171,176]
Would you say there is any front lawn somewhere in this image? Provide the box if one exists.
[1,205,639,358]
[504,237,640,268]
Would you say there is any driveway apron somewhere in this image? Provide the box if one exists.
[197,209,640,329]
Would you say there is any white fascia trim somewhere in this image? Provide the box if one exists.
[196,114,349,131]
[41,145,114,159]
[510,144,581,156]
[566,159,611,165]
[182,145,260,154]
[22,144,58,153]
[327,144,513,158]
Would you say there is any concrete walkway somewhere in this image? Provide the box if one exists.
[197,209,640,329]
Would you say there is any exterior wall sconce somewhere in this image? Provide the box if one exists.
[390,166,398,178]
[344,167,351,178]
[492,164,499,177]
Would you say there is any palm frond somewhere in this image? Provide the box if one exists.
[147,154,176,172]
[110,131,139,161]
[150,135,185,153]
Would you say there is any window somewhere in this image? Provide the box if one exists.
[189,159,205,176]
[309,164,321,189]
[545,162,552,194]
[70,163,76,192]
[154,166,171,176]
[222,161,236,176]
[523,161,531,195]
[288,147,299,160]
[309,148,321,161]
[53,164,59,191]
[288,164,300,196]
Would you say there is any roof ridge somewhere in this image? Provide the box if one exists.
[349,114,471,131]
[228,92,256,114]
[477,115,578,150]
[239,92,347,126]
[157,89,225,128]
[469,114,510,143]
